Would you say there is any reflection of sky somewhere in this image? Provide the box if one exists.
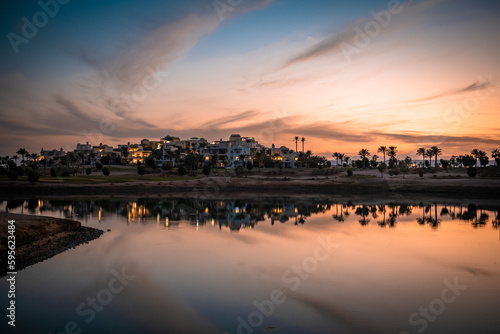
[1,1,500,158]
[1,198,499,333]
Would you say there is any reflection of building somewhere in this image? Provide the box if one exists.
[127,202,149,221]
[270,204,300,224]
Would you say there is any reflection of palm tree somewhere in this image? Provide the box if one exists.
[355,206,370,225]
[332,203,346,222]
[417,205,426,225]
[301,137,305,153]
[427,203,441,228]
[294,136,299,152]
[492,211,499,229]
[387,204,398,227]
[377,205,387,227]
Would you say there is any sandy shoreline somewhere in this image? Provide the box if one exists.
[0,212,103,277]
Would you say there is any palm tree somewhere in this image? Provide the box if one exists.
[16,148,28,164]
[477,150,488,167]
[338,153,345,168]
[332,152,340,168]
[358,149,370,168]
[425,148,433,167]
[343,155,350,167]
[377,146,387,165]
[471,149,480,167]
[301,137,305,153]
[492,148,500,166]
[294,136,299,153]
[388,146,398,167]
[416,147,426,168]
[430,146,442,168]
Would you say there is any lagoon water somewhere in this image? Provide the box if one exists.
[1,197,499,334]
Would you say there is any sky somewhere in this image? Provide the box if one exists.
[1,0,499,159]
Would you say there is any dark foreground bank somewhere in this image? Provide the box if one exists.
[0,212,103,277]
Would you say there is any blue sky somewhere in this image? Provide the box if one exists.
[1,0,499,157]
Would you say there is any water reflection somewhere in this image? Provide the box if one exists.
[1,198,499,232]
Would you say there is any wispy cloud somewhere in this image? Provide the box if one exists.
[281,0,449,69]
[413,80,495,102]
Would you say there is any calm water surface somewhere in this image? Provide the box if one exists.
[1,197,499,334]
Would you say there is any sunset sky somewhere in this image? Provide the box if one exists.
[1,0,499,159]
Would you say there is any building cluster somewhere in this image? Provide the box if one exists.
[39,134,300,168]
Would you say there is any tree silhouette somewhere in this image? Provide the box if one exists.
[471,149,480,167]
[377,146,387,165]
[343,155,350,167]
[477,150,488,167]
[387,146,398,167]
[332,152,340,168]
[430,146,442,168]
[425,148,433,167]
[16,148,28,164]
[416,147,426,168]
[358,149,370,168]
[491,148,500,166]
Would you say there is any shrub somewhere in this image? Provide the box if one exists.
[467,167,477,178]
[246,161,254,171]
[102,167,110,176]
[235,166,245,176]
[203,164,211,176]
[7,170,19,181]
[161,162,173,171]
[100,156,110,165]
[145,157,155,168]
[95,163,103,172]
[347,168,353,177]
[137,166,146,176]
[50,167,57,177]
[178,166,187,176]
[17,167,25,177]
[86,167,92,175]
[418,170,424,177]
[27,170,40,183]
[389,168,400,176]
